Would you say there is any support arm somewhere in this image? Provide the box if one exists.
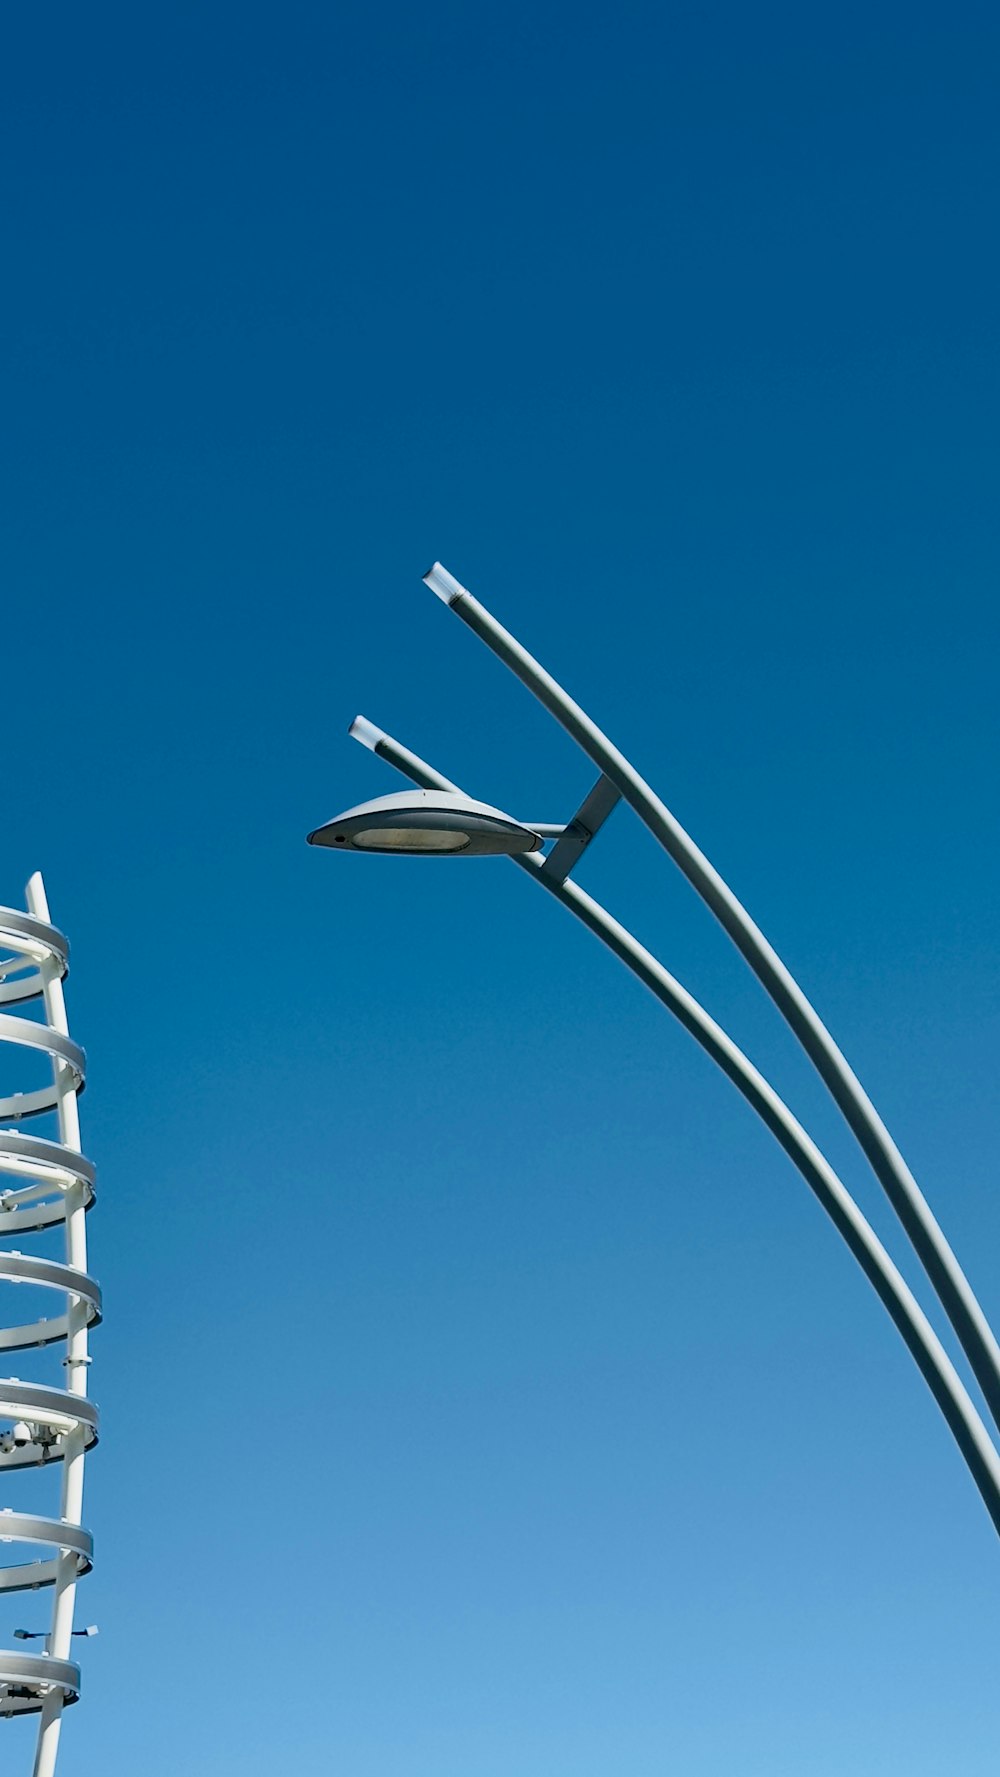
[348,713,1000,1541]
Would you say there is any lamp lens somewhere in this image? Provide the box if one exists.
[353,826,470,852]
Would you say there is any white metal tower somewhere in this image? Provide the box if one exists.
[0,877,99,1775]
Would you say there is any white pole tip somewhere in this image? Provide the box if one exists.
[348,715,386,753]
[423,563,468,606]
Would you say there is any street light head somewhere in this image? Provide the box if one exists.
[307,790,544,858]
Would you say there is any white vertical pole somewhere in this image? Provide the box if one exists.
[26,873,88,1777]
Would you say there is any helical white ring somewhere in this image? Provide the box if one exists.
[0,895,99,1743]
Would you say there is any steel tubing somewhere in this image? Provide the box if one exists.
[347,715,1000,1540]
[423,563,1000,1434]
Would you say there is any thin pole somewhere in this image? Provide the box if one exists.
[423,564,1000,1432]
[348,716,1000,1539]
[26,873,88,1777]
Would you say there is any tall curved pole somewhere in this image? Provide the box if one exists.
[422,563,1000,1433]
[0,878,100,1774]
[342,715,1000,1540]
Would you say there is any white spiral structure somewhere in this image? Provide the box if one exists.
[0,877,98,1777]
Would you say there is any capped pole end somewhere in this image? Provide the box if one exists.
[24,873,49,920]
[423,562,468,607]
[348,715,387,754]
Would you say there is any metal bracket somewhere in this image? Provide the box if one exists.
[541,775,621,883]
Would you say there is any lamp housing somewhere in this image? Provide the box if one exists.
[307,790,543,858]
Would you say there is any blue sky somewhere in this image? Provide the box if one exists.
[3,2,1000,1771]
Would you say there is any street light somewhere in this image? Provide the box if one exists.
[308,563,1000,1544]
[307,788,545,856]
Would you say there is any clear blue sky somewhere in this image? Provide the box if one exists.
[4,2,1000,1771]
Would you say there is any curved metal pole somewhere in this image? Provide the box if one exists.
[423,563,1000,1433]
[345,714,1000,1539]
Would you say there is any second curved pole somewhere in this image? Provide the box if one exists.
[423,563,1000,1433]
[348,715,1000,1540]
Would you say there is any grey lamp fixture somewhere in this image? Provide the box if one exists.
[307,788,545,857]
